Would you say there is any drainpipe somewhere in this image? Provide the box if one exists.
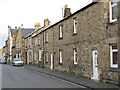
[42,32,44,68]
[118,1,120,86]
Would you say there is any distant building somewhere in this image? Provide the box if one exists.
[7,25,34,64]
[25,19,50,65]
[0,48,3,59]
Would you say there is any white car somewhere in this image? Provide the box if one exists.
[13,58,24,66]
[0,59,7,64]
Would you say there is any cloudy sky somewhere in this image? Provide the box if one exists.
[0,0,93,48]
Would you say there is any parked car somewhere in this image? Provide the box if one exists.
[13,58,24,66]
[0,59,7,64]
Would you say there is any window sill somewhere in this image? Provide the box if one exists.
[46,62,48,64]
[108,20,118,25]
[59,63,62,65]
[74,63,77,65]
[73,33,77,36]
[45,42,48,44]
[59,38,63,40]
[109,68,119,72]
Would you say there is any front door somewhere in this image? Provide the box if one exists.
[51,53,53,70]
[25,52,27,64]
[92,50,99,80]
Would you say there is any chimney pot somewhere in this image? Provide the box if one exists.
[20,24,23,29]
[44,19,50,26]
[35,22,41,30]
[64,5,71,18]
[8,25,11,29]
[65,5,68,8]
[15,26,17,29]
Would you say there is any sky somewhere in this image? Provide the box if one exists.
[0,0,93,49]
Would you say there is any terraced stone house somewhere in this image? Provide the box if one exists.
[25,19,50,65]
[25,1,120,85]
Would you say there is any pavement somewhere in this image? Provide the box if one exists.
[24,65,120,90]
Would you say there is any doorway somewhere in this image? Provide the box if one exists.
[92,50,99,80]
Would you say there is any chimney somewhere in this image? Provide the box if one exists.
[8,25,11,29]
[64,5,71,18]
[35,22,41,30]
[15,26,17,30]
[20,24,23,29]
[44,19,50,27]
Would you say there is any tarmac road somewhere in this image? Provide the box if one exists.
[2,64,89,89]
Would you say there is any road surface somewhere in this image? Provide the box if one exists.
[2,64,89,89]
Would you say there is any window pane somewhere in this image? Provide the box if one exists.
[112,5,118,20]
[59,25,62,38]
[46,52,48,63]
[111,2,116,5]
[112,44,117,49]
[59,50,62,64]
[113,52,117,64]
[74,49,77,64]
[74,18,77,34]
[39,50,42,61]
[46,32,48,42]
[39,37,40,45]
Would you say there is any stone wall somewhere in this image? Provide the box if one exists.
[45,2,119,84]
[118,1,120,86]
[26,2,119,84]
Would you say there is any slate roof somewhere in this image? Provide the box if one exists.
[21,28,34,38]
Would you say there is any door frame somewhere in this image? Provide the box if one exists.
[25,52,27,64]
[92,49,99,80]
[51,53,53,70]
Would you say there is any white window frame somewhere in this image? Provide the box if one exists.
[59,50,62,64]
[59,25,63,39]
[110,1,117,22]
[38,50,42,61]
[38,37,40,45]
[74,49,77,65]
[46,52,48,63]
[19,53,21,58]
[110,45,118,68]
[28,37,30,47]
[73,18,77,34]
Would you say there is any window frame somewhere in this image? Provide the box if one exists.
[45,31,48,43]
[59,25,63,39]
[38,50,42,61]
[110,1,117,23]
[110,45,118,68]
[46,51,48,63]
[59,50,63,65]
[38,37,40,45]
[73,48,77,65]
[73,17,77,34]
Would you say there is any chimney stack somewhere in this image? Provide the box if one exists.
[8,25,11,29]
[20,24,23,29]
[44,19,50,27]
[35,22,41,30]
[64,5,71,18]
[15,26,17,30]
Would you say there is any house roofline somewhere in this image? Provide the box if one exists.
[25,2,97,38]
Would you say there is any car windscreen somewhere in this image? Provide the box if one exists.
[1,59,5,61]
[14,59,21,61]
